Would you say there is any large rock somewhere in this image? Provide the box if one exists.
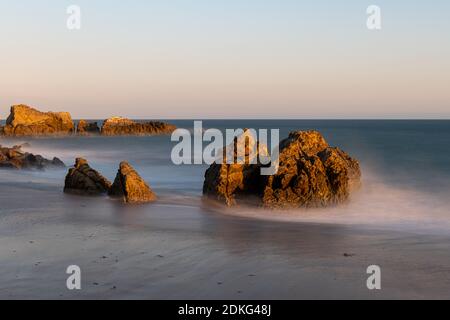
[203,130,361,208]
[262,131,361,208]
[108,162,157,203]
[77,120,100,135]
[64,158,111,195]
[203,129,269,206]
[0,144,65,170]
[101,117,176,136]
[2,105,74,136]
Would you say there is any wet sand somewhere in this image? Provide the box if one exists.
[1,177,450,299]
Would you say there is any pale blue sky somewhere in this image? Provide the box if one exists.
[0,0,449,118]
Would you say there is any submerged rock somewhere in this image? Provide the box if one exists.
[203,130,361,208]
[64,158,111,195]
[101,117,176,136]
[108,161,157,203]
[0,144,65,170]
[1,105,74,136]
[77,120,100,135]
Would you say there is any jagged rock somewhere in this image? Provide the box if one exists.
[263,131,361,208]
[101,117,176,136]
[203,130,269,206]
[108,162,157,203]
[1,105,74,136]
[64,158,111,195]
[77,120,100,135]
[203,130,361,208]
[0,144,65,170]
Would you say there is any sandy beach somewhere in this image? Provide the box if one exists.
[1,175,450,300]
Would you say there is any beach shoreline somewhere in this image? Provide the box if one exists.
[1,198,450,300]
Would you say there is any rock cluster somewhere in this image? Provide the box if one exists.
[0,144,65,170]
[108,162,157,203]
[0,105,176,137]
[203,130,361,208]
[101,117,177,136]
[1,105,74,136]
[64,158,156,203]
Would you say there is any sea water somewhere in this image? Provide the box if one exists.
[1,120,450,234]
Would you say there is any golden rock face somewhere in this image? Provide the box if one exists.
[2,104,75,136]
[109,161,157,204]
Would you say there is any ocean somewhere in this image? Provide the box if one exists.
[2,120,450,231]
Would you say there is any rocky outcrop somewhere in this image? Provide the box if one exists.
[101,117,176,136]
[64,158,111,195]
[77,120,100,135]
[203,130,361,208]
[0,144,65,170]
[108,162,157,203]
[203,129,269,206]
[1,105,74,136]
[262,131,361,208]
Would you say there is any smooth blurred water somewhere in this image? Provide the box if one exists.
[1,120,450,233]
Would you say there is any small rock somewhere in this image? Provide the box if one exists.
[343,253,356,257]
[108,161,157,203]
[77,120,100,136]
[64,158,111,195]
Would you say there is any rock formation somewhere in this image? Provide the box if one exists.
[77,120,100,135]
[262,131,361,208]
[64,158,111,195]
[1,105,74,136]
[101,117,176,136]
[203,130,361,208]
[203,129,269,206]
[0,144,65,170]
[108,161,157,203]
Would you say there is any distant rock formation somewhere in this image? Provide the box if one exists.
[0,105,175,137]
[77,120,100,135]
[64,158,111,195]
[1,105,74,136]
[0,144,65,170]
[101,117,176,136]
[109,161,157,203]
[203,130,361,208]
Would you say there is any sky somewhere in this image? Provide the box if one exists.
[0,0,449,119]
